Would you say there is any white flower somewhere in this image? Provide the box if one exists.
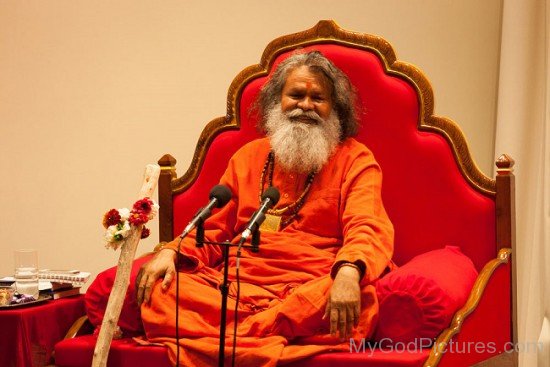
[116,221,131,239]
[149,201,160,220]
[104,225,119,249]
[118,208,131,221]
[104,225,118,243]
[103,221,132,250]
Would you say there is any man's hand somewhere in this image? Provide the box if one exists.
[136,249,177,306]
[323,264,361,340]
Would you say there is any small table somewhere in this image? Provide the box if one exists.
[0,295,85,367]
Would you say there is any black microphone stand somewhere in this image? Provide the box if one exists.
[194,219,260,367]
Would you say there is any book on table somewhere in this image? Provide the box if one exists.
[39,281,82,299]
[51,287,81,299]
[38,270,90,287]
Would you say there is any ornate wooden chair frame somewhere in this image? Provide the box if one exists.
[56,20,516,367]
[157,20,516,367]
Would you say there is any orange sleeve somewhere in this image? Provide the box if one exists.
[330,145,394,284]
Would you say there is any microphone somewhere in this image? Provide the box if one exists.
[179,185,232,239]
[240,187,280,241]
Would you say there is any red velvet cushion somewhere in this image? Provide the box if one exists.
[85,255,153,335]
[374,246,477,343]
[55,335,171,367]
[55,335,428,367]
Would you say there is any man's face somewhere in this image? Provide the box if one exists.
[280,65,334,123]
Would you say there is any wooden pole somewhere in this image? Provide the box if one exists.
[92,164,161,367]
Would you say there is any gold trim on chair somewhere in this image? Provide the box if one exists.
[170,20,495,196]
[64,315,91,339]
[423,248,512,367]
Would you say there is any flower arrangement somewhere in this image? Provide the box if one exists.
[102,198,159,250]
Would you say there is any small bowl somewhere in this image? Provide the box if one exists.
[0,286,15,306]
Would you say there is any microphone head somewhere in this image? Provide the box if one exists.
[262,186,280,208]
[209,185,232,208]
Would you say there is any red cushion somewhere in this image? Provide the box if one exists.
[374,246,477,343]
[55,335,428,367]
[55,335,430,367]
[55,335,171,367]
[85,255,153,335]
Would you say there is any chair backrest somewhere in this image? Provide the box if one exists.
[158,20,506,272]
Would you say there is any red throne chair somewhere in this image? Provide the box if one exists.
[55,21,516,367]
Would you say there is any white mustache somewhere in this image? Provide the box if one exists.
[286,108,323,124]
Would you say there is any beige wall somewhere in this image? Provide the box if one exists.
[0,1,502,287]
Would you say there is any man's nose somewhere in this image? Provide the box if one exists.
[297,97,314,111]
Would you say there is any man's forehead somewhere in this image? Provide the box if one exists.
[283,66,333,91]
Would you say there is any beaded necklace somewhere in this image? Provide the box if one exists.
[259,151,315,231]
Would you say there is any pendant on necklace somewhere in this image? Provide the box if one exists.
[260,214,282,232]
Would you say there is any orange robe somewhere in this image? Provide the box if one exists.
[141,137,394,366]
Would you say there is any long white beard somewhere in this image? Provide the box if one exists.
[264,105,342,174]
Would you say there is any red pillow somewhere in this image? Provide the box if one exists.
[374,246,477,344]
[85,255,153,335]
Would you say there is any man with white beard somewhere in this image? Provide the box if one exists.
[137,51,394,366]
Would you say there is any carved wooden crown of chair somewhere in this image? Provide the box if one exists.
[55,20,516,367]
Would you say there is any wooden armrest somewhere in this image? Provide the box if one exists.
[424,248,512,366]
[64,315,94,339]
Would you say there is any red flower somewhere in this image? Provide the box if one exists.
[102,209,121,228]
[128,212,149,226]
[133,198,153,215]
[141,227,150,239]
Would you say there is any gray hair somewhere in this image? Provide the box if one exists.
[256,51,359,140]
